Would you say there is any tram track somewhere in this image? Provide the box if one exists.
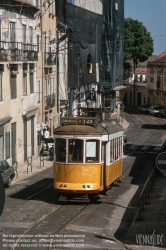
[1,174,90,250]
[11,202,88,250]
[122,112,166,179]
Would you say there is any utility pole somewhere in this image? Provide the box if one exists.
[133,62,136,107]
[56,28,60,126]
[77,52,80,116]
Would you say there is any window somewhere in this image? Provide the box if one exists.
[10,75,17,99]
[29,26,33,45]
[0,73,2,101]
[37,35,40,52]
[45,78,48,96]
[68,139,83,163]
[37,80,40,103]
[86,140,99,162]
[110,137,122,163]
[87,54,92,74]
[23,72,27,95]
[0,134,4,160]
[56,139,66,162]
[29,65,34,94]
[150,70,154,82]
[30,72,34,93]
[164,96,166,104]
[157,71,161,89]
[10,22,15,49]
[22,24,26,50]
[52,78,54,94]
[5,133,10,159]
[2,160,9,170]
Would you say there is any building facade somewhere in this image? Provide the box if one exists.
[0,0,57,164]
[58,0,125,116]
[147,53,166,106]
[123,61,148,107]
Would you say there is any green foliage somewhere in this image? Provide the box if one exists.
[124,18,154,68]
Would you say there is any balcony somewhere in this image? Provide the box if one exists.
[45,93,56,110]
[0,41,38,61]
[44,52,56,66]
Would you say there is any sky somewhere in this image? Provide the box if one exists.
[125,0,166,56]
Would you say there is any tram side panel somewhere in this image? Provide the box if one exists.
[104,135,123,187]
[54,163,105,193]
[105,159,123,187]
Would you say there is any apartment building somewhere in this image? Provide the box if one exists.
[0,0,57,164]
[147,52,166,106]
[123,60,148,107]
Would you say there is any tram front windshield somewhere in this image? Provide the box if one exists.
[68,139,83,162]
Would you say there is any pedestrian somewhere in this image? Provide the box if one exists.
[44,129,50,150]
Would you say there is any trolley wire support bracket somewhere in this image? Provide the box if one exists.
[13,161,18,178]
[27,156,33,174]
[40,154,45,168]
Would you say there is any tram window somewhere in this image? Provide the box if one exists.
[68,139,83,163]
[56,138,66,162]
[110,136,123,163]
[86,140,99,162]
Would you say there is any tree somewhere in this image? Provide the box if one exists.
[124,18,154,106]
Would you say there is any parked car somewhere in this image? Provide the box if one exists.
[148,105,161,116]
[0,160,15,187]
[138,104,150,113]
[158,109,166,118]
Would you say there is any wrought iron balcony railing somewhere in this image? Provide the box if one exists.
[45,93,55,110]
[0,41,38,61]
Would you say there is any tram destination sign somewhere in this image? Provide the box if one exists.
[156,152,166,176]
[60,117,96,126]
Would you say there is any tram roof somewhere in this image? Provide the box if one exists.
[54,125,102,136]
[53,122,123,136]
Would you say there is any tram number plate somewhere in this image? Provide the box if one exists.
[85,119,94,125]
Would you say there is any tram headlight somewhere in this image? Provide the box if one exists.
[82,185,86,188]
[87,185,90,188]
[64,184,67,187]
[59,184,63,187]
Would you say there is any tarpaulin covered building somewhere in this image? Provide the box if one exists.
[56,0,124,115]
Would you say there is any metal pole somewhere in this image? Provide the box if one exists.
[77,52,80,116]
[57,29,60,126]
[133,66,136,107]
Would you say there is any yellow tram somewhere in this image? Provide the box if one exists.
[53,115,123,199]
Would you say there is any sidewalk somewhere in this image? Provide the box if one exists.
[123,174,166,249]
[12,156,53,185]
